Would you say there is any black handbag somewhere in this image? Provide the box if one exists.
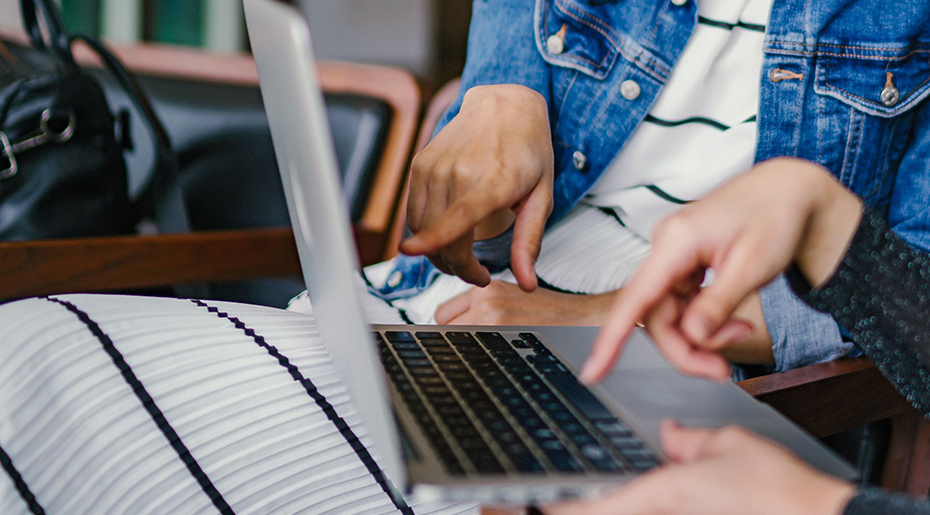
[0,0,189,240]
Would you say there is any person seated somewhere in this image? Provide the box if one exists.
[549,158,930,514]
[291,0,930,376]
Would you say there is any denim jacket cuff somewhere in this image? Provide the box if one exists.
[759,274,860,372]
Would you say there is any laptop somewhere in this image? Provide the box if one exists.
[243,0,856,505]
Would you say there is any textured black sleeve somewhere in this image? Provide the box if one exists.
[785,208,930,417]
[843,489,930,515]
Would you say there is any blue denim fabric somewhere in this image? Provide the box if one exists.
[760,276,860,373]
[369,255,443,301]
[380,0,930,370]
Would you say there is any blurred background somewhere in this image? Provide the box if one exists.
[0,0,472,92]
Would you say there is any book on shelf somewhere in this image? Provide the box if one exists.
[58,0,248,51]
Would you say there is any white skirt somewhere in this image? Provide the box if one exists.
[0,294,476,515]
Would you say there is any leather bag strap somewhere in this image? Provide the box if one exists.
[20,0,74,65]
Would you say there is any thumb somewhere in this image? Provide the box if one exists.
[510,185,551,292]
[659,419,719,463]
[680,241,770,343]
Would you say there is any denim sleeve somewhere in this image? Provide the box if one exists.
[759,275,858,373]
[888,94,930,255]
[432,0,553,139]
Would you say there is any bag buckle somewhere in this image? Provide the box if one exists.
[0,131,16,180]
[0,109,76,181]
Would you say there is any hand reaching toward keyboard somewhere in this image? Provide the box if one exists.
[544,420,855,515]
[400,84,554,292]
[579,158,863,383]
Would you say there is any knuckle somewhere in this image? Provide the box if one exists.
[653,216,692,243]
[718,425,749,444]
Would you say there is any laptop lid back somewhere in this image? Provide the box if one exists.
[243,0,405,491]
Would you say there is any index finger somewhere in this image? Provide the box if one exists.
[400,188,510,256]
[579,242,705,384]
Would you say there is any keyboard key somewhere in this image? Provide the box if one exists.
[472,455,506,474]
[391,342,421,351]
[476,332,510,351]
[420,339,450,348]
[398,350,427,360]
[595,420,632,436]
[511,338,531,349]
[404,359,433,368]
[519,332,541,345]
[415,331,444,340]
[386,331,416,343]
[425,347,456,356]
[547,451,584,473]
[446,332,478,346]
[546,374,616,421]
[511,453,545,473]
[580,443,610,462]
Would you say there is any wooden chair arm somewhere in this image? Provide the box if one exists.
[737,358,913,438]
[0,228,300,299]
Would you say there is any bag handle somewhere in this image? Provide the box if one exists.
[70,35,191,238]
[71,36,173,152]
[20,0,74,65]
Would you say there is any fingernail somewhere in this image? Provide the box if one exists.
[684,314,714,341]
[733,325,753,343]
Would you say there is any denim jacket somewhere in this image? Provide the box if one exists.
[377,0,930,371]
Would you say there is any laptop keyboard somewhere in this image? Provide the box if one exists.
[374,329,659,477]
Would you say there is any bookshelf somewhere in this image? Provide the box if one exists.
[59,0,250,52]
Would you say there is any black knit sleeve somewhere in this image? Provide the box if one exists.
[785,208,930,417]
[843,488,930,515]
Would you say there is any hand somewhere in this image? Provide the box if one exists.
[580,158,863,383]
[400,84,554,291]
[545,420,856,515]
[435,280,615,326]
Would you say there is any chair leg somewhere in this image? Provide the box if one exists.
[882,408,930,497]
[904,416,930,498]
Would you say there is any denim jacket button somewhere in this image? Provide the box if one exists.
[387,270,404,288]
[620,80,641,100]
[881,86,900,107]
[572,150,587,170]
[546,34,565,55]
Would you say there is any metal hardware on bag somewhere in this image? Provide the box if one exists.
[0,109,76,181]
[0,131,16,180]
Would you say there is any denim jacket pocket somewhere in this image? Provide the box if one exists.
[814,44,930,118]
[534,0,620,79]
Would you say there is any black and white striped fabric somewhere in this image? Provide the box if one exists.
[587,0,771,241]
[0,295,475,515]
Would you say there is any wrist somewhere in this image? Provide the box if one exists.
[808,480,856,515]
[795,168,863,288]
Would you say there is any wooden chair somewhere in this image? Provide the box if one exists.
[0,39,420,300]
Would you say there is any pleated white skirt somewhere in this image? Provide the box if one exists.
[0,294,476,515]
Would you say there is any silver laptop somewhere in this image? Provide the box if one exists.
[243,0,856,505]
